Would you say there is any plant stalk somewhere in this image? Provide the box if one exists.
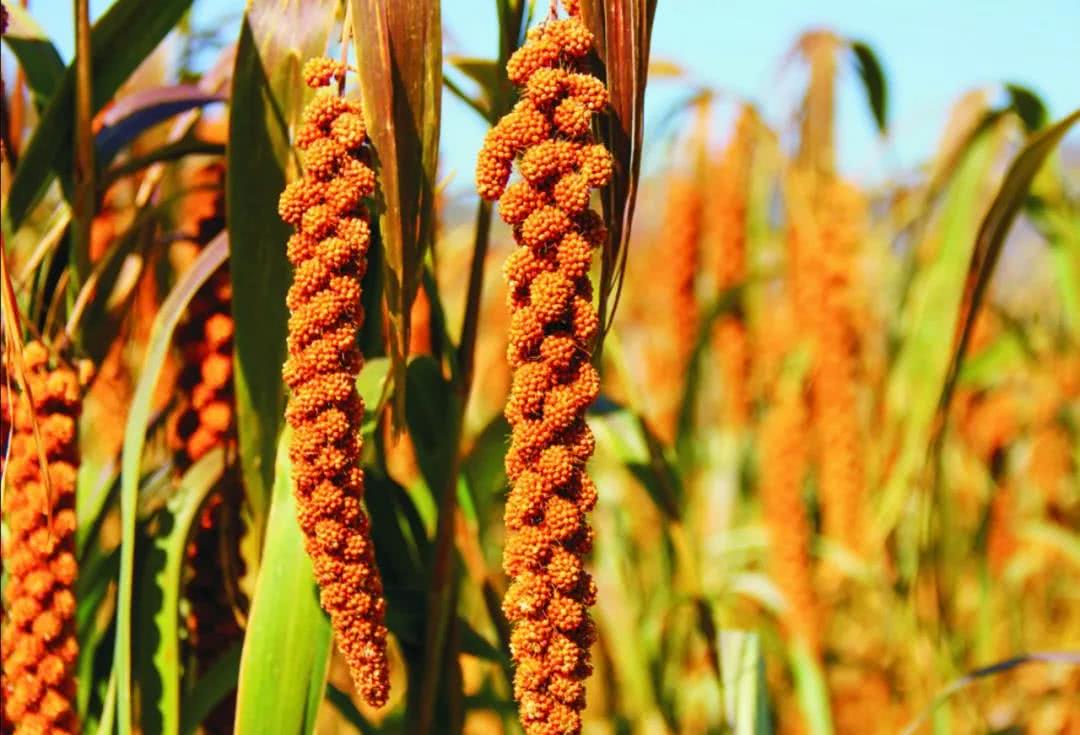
[72,0,96,285]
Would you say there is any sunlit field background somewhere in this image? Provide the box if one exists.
[2,1,1078,734]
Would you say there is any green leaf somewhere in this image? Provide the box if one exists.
[719,631,771,735]
[675,284,744,452]
[402,356,465,732]
[1,4,64,106]
[3,0,195,230]
[135,450,226,735]
[461,414,511,532]
[226,17,291,543]
[458,620,504,664]
[351,0,443,425]
[180,643,243,735]
[226,8,328,540]
[593,409,683,521]
[579,0,659,344]
[1004,83,1048,132]
[934,108,1080,437]
[851,40,888,133]
[405,356,461,497]
[789,640,834,735]
[234,430,333,735]
[113,233,229,735]
[877,120,1002,537]
[357,356,392,436]
[445,57,498,121]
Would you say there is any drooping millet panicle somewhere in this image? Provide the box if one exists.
[650,176,703,443]
[277,57,390,708]
[474,3,610,733]
[759,374,821,658]
[710,113,754,429]
[1,342,82,734]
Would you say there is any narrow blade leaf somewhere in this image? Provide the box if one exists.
[233,430,333,735]
[351,0,442,424]
[934,108,1080,439]
[580,0,658,344]
[4,0,195,229]
[114,233,229,734]
[227,4,335,535]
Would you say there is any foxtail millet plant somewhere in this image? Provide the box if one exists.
[651,175,702,443]
[277,57,390,708]
[475,1,611,732]
[759,366,822,658]
[710,112,754,430]
[787,172,865,551]
[0,342,83,734]
[809,179,868,550]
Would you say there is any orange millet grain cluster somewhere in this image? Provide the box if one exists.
[277,58,390,708]
[171,165,233,470]
[650,176,702,444]
[1,342,82,734]
[474,4,610,733]
[809,180,868,550]
[759,379,821,657]
[1,382,11,735]
[710,116,754,429]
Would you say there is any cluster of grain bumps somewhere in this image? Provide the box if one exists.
[1,343,84,734]
[277,57,391,708]
[475,1,611,732]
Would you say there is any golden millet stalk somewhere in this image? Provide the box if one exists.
[1,342,83,734]
[475,2,610,732]
[277,57,390,708]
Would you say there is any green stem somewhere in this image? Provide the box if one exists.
[457,199,493,398]
[413,441,463,734]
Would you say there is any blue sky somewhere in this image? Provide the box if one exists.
[20,0,1080,194]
